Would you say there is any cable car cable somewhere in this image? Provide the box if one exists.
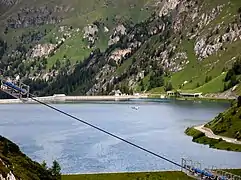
[0,80,190,172]
[28,94,189,171]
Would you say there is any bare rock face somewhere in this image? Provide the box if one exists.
[198,5,225,28]
[159,0,180,17]
[30,44,56,58]
[83,24,99,47]
[108,24,127,46]
[0,0,16,6]
[109,49,132,65]
[0,158,17,180]
[194,22,241,60]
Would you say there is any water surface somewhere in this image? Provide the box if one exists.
[0,100,240,174]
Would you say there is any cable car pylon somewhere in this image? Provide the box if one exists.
[0,73,30,101]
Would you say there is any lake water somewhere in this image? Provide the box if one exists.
[0,99,241,174]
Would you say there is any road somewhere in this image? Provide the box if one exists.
[194,125,241,145]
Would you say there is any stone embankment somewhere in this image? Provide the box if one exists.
[0,95,148,104]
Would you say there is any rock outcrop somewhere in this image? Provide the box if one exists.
[159,0,180,17]
[83,24,99,48]
[0,0,16,6]
[30,44,56,58]
[108,24,127,46]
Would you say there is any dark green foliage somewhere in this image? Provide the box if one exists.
[0,136,56,180]
[41,161,48,170]
[165,82,173,91]
[49,160,61,180]
[238,7,241,14]
[224,75,239,91]
[140,80,145,91]
[205,76,212,83]
[2,142,9,156]
[148,73,164,90]
[0,38,7,60]
[23,78,49,96]
[185,127,241,152]
[238,96,241,107]
[41,48,105,95]
[224,59,241,90]
[192,131,205,140]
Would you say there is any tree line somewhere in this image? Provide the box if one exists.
[224,58,241,91]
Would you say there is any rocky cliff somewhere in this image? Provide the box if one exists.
[0,0,241,97]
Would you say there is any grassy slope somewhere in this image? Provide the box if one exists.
[62,171,194,180]
[169,39,241,94]
[185,127,241,152]
[205,104,241,140]
[150,0,241,94]
[193,73,226,94]
[181,0,241,150]
[46,32,92,69]
[225,169,241,176]
[0,0,155,70]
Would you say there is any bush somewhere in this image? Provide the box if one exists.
[50,160,61,180]
[231,109,237,115]
[165,82,173,91]
[218,138,223,142]
[238,96,241,107]
[193,132,205,140]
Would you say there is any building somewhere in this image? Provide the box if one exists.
[167,91,202,98]
[179,92,202,98]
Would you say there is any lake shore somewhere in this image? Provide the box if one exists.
[185,126,241,152]
[0,93,236,104]
[0,94,149,104]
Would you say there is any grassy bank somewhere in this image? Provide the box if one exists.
[225,169,241,176]
[176,97,233,102]
[62,171,194,180]
[147,93,233,103]
[205,103,241,140]
[185,127,241,152]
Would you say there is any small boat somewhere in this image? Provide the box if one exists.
[131,106,139,110]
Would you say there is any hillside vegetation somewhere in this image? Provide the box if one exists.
[185,126,241,152]
[185,65,241,153]
[203,62,241,141]
[0,0,241,97]
[205,99,241,140]
[0,135,61,180]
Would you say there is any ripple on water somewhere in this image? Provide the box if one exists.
[0,101,240,174]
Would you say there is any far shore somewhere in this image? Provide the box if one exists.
[0,93,236,104]
[0,94,149,104]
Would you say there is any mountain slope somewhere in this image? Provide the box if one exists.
[0,135,56,180]
[0,0,241,97]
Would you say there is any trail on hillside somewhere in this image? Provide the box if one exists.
[194,125,241,145]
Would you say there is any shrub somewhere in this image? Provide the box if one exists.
[237,96,241,107]
[193,132,205,140]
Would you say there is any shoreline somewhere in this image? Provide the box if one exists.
[0,95,148,104]
[194,125,241,145]
[0,94,235,104]
[185,126,241,152]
